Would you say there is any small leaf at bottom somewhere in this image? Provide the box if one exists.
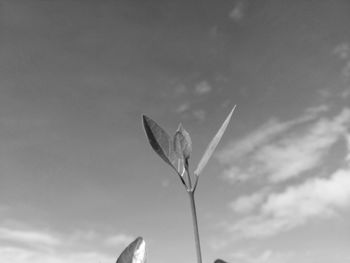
[116,237,146,263]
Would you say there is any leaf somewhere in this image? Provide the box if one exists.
[116,237,146,263]
[142,115,177,171]
[214,259,228,263]
[173,123,192,160]
[194,105,236,176]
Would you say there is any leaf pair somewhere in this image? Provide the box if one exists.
[142,116,192,178]
[142,105,236,180]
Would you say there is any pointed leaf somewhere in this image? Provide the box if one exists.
[194,105,236,176]
[142,115,177,171]
[173,123,192,160]
[116,237,146,263]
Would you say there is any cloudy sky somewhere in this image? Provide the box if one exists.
[1,1,350,263]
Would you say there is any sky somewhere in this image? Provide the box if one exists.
[0,0,350,263]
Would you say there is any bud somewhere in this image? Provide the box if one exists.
[173,123,192,161]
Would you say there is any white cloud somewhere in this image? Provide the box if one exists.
[175,103,207,121]
[175,103,190,113]
[229,168,350,238]
[0,223,133,263]
[217,107,350,183]
[229,2,245,22]
[230,248,349,263]
[0,246,114,263]
[104,233,133,247]
[218,118,292,162]
[333,43,350,60]
[221,166,252,182]
[194,81,212,95]
[256,110,349,182]
[217,105,328,162]
[229,249,295,263]
[345,133,350,162]
[217,106,350,239]
[333,43,350,80]
[0,227,61,246]
[229,190,267,214]
[263,170,350,216]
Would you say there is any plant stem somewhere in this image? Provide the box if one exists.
[188,191,202,263]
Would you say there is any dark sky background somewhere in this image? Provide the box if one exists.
[0,1,350,263]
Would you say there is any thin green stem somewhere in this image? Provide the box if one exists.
[188,191,202,263]
[185,159,192,190]
[192,173,199,192]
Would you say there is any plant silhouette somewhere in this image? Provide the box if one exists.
[116,106,236,263]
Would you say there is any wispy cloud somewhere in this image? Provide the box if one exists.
[333,42,350,80]
[229,248,350,263]
[215,104,350,240]
[174,103,207,122]
[217,105,328,162]
[255,109,350,182]
[228,167,350,238]
[0,246,114,263]
[175,103,190,113]
[217,107,350,183]
[173,80,211,121]
[194,81,212,95]
[229,249,296,263]
[333,43,350,60]
[0,227,61,246]
[0,223,134,263]
[229,189,268,214]
[346,133,350,162]
[229,1,245,22]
